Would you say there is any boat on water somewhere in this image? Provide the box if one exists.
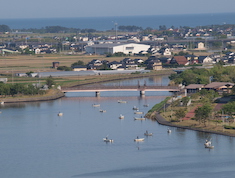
[144,130,153,136]
[143,104,149,107]
[167,128,171,133]
[204,140,214,149]
[92,104,100,107]
[119,114,124,119]
[133,106,139,110]
[118,100,127,103]
[134,111,144,114]
[134,136,145,142]
[58,112,63,116]
[0,101,4,105]
[134,117,146,120]
[99,109,106,113]
[103,137,114,143]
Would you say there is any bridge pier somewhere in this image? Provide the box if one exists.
[95,91,100,97]
[140,90,145,96]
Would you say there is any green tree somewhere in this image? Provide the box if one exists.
[46,76,55,89]
[195,104,212,126]
[174,108,186,121]
[71,60,85,67]
[221,101,235,124]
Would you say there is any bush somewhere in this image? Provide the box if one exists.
[223,125,235,129]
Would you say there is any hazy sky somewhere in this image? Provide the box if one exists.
[1,0,235,19]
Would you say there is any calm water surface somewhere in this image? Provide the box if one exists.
[0,76,235,178]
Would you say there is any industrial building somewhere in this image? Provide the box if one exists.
[85,43,150,55]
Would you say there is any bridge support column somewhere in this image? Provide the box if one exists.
[140,90,145,96]
[95,91,100,97]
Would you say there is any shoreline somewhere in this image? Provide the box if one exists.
[1,89,65,103]
[154,112,235,137]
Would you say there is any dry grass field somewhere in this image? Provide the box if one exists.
[0,54,148,74]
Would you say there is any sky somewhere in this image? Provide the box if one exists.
[1,0,235,19]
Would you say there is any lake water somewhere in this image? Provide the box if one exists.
[0,76,235,178]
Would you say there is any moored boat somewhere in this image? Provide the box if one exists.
[144,130,153,136]
[204,140,214,149]
[134,111,144,114]
[167,128,171,133]
[133,106,139,110]
[58,112,63,116]
[118,100,127,103]
[134,136,144,142]
[99,109,106,113]
[134,117,146,120]
[92,104,100,107]
[143,104,149,107]
[119,114,124,119]
[103,137,114,143]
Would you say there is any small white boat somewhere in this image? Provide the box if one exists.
[119,114,124,119]
[144,130,153,136]
[118,100,127,103]
[167,128,171,133]
[134,137,145,142]
[103,137,114,143]
[204,140,214,149]
[0,101,4,105]
[133,106,139,110]
[134,111,144,114]
[58,112,63,116]
[99,109,106,113]
[92,104,100,107]
[143,104,149,107]
[134,117,146,120]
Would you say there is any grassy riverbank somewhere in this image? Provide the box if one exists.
[0,89,65,103]
[146,96,235,137]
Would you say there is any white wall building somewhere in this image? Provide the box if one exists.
[85,43,150,55]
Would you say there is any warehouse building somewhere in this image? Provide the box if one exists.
[85,43,150,55]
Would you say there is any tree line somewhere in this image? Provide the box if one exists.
[0,83,45,97]
[169,63,235,86]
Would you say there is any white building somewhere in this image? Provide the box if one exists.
[85,43,150,55]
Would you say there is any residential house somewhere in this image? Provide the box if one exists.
[198,56,213,64]
[185,54,198,64]
[72,65,87,71]
[204,82,234,94]
[124,63,139,70]
[147,60,162,70]
[170,56,189,66]
[158,47,172,56]
[109,61,123,70]
[52,62,60,68]
[185,84,204,94]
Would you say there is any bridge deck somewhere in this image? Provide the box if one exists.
[62,85,180,92]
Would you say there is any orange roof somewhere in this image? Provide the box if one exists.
[173,56,188,65]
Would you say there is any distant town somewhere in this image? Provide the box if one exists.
[1,24,235,73]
